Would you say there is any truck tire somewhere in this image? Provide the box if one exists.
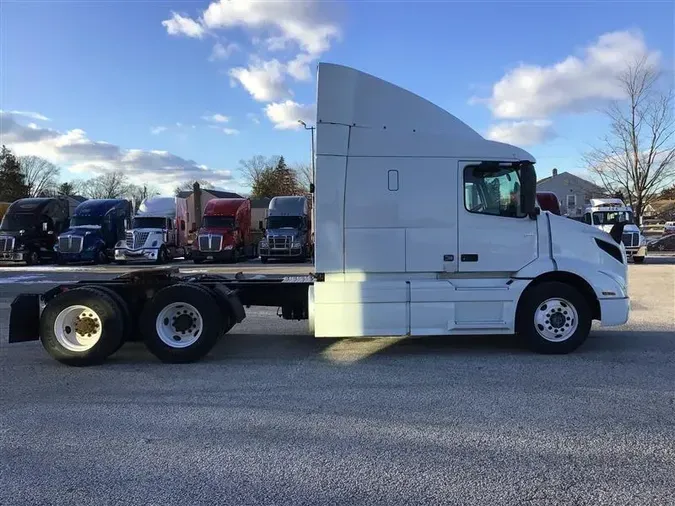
[156,246,169,264]
[192,257,204,264]
[94,248,108,265]
[260,256,268,264]
[633,256,645,264]
[25,250,40,266]
[86,285,134,348]
[140,283,223,363]
[39,286,124,366]
[516,281,592,354]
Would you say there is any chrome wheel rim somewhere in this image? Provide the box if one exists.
[155,302,203,348]
[534,298,578,342]
[54,305,103,352]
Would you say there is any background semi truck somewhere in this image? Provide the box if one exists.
[7,62,630,366]
[192,198,255,263]
[259,196,313,263]
[56,199,132,264]
[0,197,70,265]
[114,196,189,264]
[583,198,647,263]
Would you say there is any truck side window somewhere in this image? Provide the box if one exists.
[584,213,592,224]
[463,164,526,218]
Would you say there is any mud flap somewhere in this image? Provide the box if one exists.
[9,294,40,343]
[210,285,246,325]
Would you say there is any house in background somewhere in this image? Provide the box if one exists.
[65,195,87,217]
[644,200,675,221]
[250,198,271,230]
[176,184,243,231]
[537,169,607,217]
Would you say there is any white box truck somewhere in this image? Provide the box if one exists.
[113,196,189,264]
[582,198,647,263]
[7,63,630,365]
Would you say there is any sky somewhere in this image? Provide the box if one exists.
[1,0,673,195]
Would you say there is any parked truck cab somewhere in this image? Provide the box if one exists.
[192,198,253,264]
[259,196,313,263]
[583,198,646,263]
[56,199,131,264]
[114,196,188,264]
[0,198,70,265]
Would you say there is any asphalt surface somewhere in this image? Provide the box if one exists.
[1,258,674,505]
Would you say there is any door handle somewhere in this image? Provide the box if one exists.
[461,254,478,262]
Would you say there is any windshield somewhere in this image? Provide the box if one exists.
[202,216,234,228]
[593,211,633,225]
[267,216,302,229]
[133,217,166,229]
[70,216,103,227]
[0,213,37,231]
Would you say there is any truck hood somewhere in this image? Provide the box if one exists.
[61,227,101,238]
[197,228,236,244]
[266,228,300,239]
[596,223,641,234]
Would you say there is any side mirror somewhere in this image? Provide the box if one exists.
[519,163,538,219]
[42,222,48,232]
[309,183,315,193]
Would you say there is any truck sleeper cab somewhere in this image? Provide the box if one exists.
[192,198,254,264]
[114,196,189,264]
[7,63,630,366]
[259,196,313,263]
[0,198,70,265]
[583,198,647,263]
[56,199,131,264]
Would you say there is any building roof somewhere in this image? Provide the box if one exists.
[68,195,87,203]
[176,190,191,199]
[205,189,243,199]
[537,171,605,192]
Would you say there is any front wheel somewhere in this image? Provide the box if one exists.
[94,248,108,265]
[260,256,268,264]
[516,281,592,354]
[156,246,169,264]
[633,256,645,264]
[25,250,40,266]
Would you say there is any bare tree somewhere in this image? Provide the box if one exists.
[81,171,131,199]
[18,155,60,197]
[584,57,675,223]
[174,179,213,196]
[292,162,312,193]
[128,182,161,211]
[238,155,280,189]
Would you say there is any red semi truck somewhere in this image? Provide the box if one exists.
[191,198,255,263]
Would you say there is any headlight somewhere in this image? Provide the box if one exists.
[115,241,124,248]
[292,241,301,248]
[639,236,647,246]
[260,240,268,247]
[223,245,234,250]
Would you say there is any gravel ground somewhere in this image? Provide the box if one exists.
[0,260,673,506]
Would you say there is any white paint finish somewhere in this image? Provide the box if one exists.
[457,161,538,273]
[314,155,347,273]
[314,280,408,304]
[405,228,457,273]
[315,63,535,163]
[315,123,350,156]
[345,227,406,272]
[599,297,630,326]
[313,302,408,337]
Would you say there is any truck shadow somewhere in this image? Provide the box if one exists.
[108,329,675,365]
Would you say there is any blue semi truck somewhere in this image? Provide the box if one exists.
[56,199,132,264]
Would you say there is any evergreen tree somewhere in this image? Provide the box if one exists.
[0,146,29,201]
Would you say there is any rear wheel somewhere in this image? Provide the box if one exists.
[94,248,108,265]
[39,287,124,366]
[517,281,591,354]
[140,283,224,363]
[86,285,134,349]
[25,250,40,266]
[260,256,268,264]
[633,256,645,264]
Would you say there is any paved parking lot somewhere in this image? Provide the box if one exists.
[1,259,674,505]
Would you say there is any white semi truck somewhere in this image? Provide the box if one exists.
[113,196,189,264]
[8,63,630,365]
[583,198,647,263]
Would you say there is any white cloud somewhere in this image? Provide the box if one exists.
[202,113,230,123]
[209,41,239,61]
[222,128,240,135]
[1,111,233,189]
[150,126,167,135]
[474,30,660,119]
[1,110,50,121]
[162,11,206,39]
[486,120,557,146]
[264,100,315,130]
[201,0,339,56]
[286,53,315,81]
[229,58,290,102]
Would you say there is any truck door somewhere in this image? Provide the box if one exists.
[457,161,537,273]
